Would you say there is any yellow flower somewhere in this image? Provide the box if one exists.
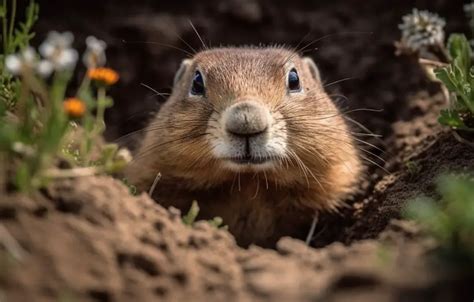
[87,67,119,86]
[63,98,86,118]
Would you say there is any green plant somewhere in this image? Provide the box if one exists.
[0,0,38,109]
[182,200,200,226]
[207,216,226,229]
[0,1,130,193]
[404,174,474,268]
[435,35,474,132]
[396,6,474,144]
[405,160,422,178]
[182,200,227,229]
[121,178,138,196]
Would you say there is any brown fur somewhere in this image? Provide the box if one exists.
[126,47,362,247]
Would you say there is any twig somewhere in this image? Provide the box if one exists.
[148,172,162,196]
[305,211,319,245]
[418,58,448,68]
[44,167,100,178]
[418,58,450,105]
[452,131,474,148]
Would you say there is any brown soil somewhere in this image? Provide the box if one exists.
[1,174,472,302]
[2,0,474,301]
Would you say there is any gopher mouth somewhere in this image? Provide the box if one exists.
[225,155,273,165]
[207,101,288,171]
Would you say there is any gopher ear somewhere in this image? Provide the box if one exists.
[302,57,321,83]
[173,59,193,86]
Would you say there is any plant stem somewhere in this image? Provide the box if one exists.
[95,87,106,133]
[470,2,474,39]
[17,71,30,130]
[76,72,91,97]
[80,87,107,165]
[2,0,8,54]
[0,153,4,193]
[50,71,70,109]
[8,0,15,54]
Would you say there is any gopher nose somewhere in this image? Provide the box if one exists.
[225,101,269,138]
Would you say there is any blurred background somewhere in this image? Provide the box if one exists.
[29,0,466,144]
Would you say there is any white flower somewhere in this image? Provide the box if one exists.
[39,31,78,71]
[37,60,54,77]
[83,36,107,68]
[12,142,35,157]
[5,47,37,75]
[399,9,446,52]
[116,148,132,163]
[464,3,474,14]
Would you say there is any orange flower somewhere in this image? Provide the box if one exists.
[87,67,119,86]
[63,98,86,118]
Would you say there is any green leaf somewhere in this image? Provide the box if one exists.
[77,86,95,108]
[435,67,458,92]
[100,143,118,163]
[435,35,474,118]
[182,200,200,226]
[404,174,474,267]
[207,216,228,229]
[404,197,439,225]
[448,34,471,75]
[438,110,467,128]
[121,178,137,196]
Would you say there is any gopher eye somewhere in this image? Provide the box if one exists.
[287,68,301,92]
[190,70,205,96]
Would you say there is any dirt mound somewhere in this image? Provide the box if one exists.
[1,90,473,300]
[1,94,474,300]
[2,177,244,301]
[1,175,472,302]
